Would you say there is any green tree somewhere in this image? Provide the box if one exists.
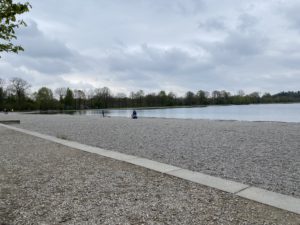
[167,92,176,106]
[115,92,127,108]
[211,90,221,104]
[64,88,74,109]
[158,90,167,106]
[0,0,31,55]
[248,92,260,104]
[145,93,157,107]
[261,92,272,103]
[36,87,54,110]
[196,90,208,105]
[232,90,246,104]
[184,91,196,105]
[220,90,231,104]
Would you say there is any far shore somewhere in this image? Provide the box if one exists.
[4,101,300,115]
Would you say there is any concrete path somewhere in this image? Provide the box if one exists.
[0,126,299,224]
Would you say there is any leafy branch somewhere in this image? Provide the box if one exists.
[0,0,31,55]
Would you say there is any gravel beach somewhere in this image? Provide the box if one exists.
[1,113,299,197]
[1,126,299,225]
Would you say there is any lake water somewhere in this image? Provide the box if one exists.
[72,103,300,123]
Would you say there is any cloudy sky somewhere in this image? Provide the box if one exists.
[1,0,300,96]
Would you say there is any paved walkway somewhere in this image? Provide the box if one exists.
[0,127,299,225]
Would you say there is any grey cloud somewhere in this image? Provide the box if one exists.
[21,58,72,74]
[99,44,218,93]
[237,13,258,32]
[16,21,73,59]
[175,0,205,15]
[202,32,268,65]
[154,0,205,15]
[282,2,300,32]
[198,13,259,35]
[8,21,92,75]
[106,44,212,76]
[198,17,227,31]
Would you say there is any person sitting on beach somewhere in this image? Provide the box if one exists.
[132,110,137,119]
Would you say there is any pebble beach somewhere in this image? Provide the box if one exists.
[1,113,299,198]
[1,126,299,224]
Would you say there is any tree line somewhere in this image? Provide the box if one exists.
[0,77,300,111]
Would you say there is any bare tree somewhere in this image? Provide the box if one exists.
[8,77,30,100]
[86,89,95,108]
[74,89,86,109]
[237,90,245,97]
[94,87,112,108]
[0,78,4,88]
[55,87,67,101]
[115,93,127,98]
[220,90,231,98]
[212,90,221,99]
[167,92,176,99]
[249,92,260,98]
[74,89,86,99]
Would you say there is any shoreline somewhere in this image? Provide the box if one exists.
[6,111,300,124]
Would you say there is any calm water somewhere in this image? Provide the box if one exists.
[71,103,300,123]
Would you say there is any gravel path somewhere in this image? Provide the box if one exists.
[1,126,299,225]
[1,113,299,198]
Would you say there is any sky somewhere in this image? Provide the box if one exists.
[1,0,300,96]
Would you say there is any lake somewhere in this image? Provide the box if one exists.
[70,103,300,123]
